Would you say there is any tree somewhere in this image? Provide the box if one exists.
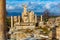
[0,0,6,40]
[43,9,50,22]
[6,17,11,27]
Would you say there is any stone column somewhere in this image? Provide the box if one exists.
[40,15,43,22]
[0,0,6,40]
[35,14,37,23]
[14,16,18,23]
[39,15,43,26]
[10,16,16,40]
[18,16,20,24]
[11,16,14,27]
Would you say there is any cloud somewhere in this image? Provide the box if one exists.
[6,0,60,13]
[45,2,51,9]
[6,5,15,10]
[44,2,59,9]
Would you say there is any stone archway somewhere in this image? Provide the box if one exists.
[0,0,6,40]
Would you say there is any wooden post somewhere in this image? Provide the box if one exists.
[0,0,6,40]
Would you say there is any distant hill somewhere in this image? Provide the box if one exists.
[7,12,60,16]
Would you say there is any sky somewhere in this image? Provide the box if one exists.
[6,0,60,16]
